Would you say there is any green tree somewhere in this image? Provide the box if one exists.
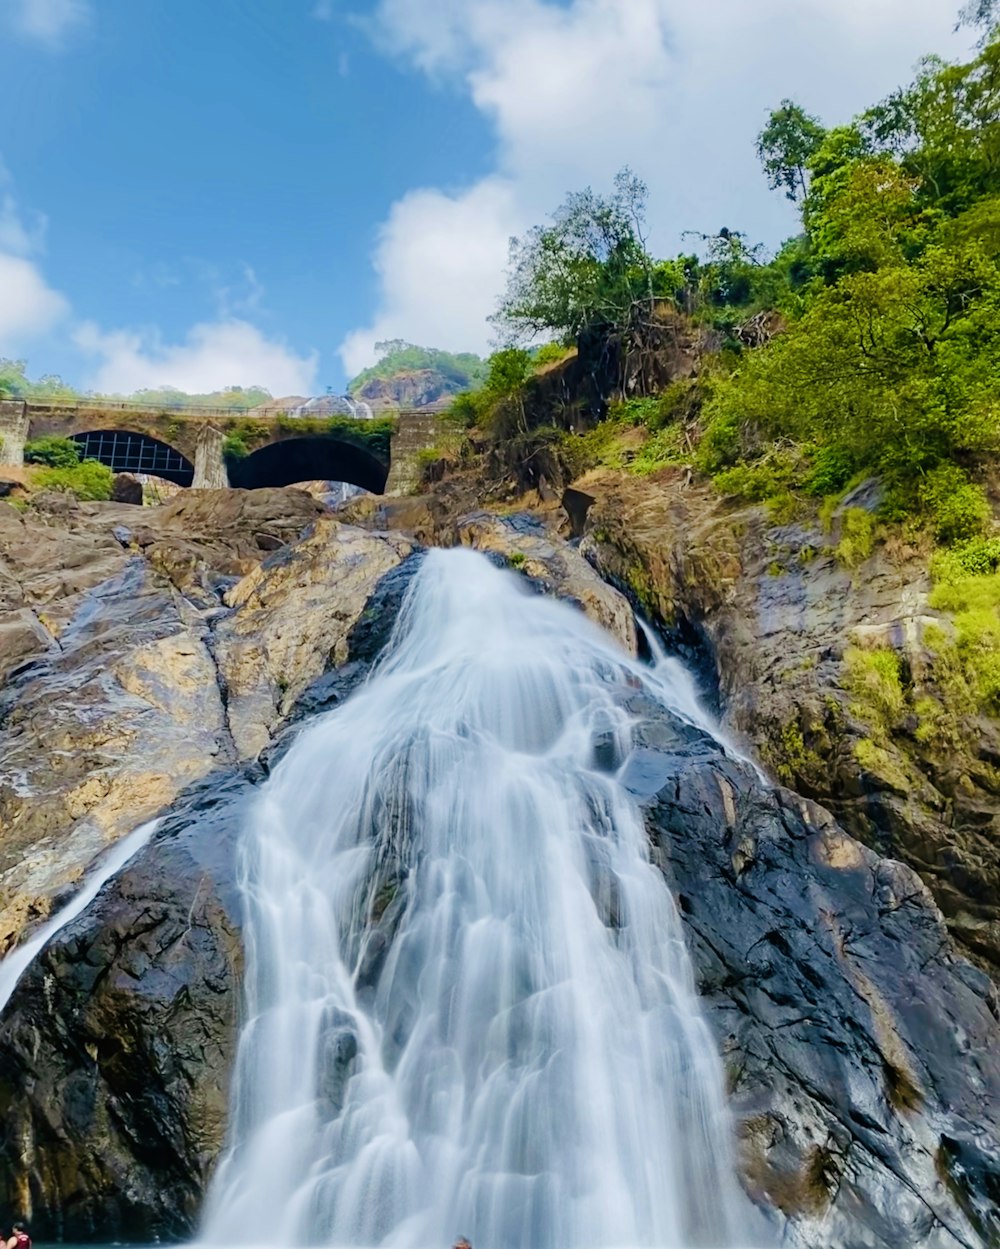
[756,100,827,202]
[492,167,653,342]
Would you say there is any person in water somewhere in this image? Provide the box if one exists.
[6,1223,30,1249]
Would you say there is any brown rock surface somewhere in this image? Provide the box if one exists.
[0,489,326,955]
[215,518,415,759]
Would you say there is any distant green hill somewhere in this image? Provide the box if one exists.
[347,341,487,408]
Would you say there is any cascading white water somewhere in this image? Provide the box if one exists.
[203,549,748,1249]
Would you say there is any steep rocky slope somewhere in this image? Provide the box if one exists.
[1,490,999,1248]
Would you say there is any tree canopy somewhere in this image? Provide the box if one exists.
[755,101,826,202]
[491,168,655,343]
[697,32,1000,534]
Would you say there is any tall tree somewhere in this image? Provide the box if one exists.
[756,100,826,202]
[491,168,653,342]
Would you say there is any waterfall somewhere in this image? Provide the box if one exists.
[343,397,375,421]
[203,549,748,1249]
[0,819,160,1016]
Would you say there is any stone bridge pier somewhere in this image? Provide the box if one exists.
[192,425,229,489]
[0,401,29,470]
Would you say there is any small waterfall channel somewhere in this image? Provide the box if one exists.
[0,819,160,1015]
[203,548,748,1249]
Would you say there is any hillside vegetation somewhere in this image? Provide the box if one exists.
[441,18,1000,562]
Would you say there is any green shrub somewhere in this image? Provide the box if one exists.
[24,436,82,468]
[931,537,1000,581]
[222,433,250,460]
[804,445,855,496]
[448,392,483,427]
[714,460,790,502]
[630,425,685,476]
[835,508,877,568]
[532,342,573,368]
[35,459,114,501]
[325,415,397,459]
[918,466,990,545]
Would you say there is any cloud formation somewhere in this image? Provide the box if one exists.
[5,0,90,46]
[74,319,320,397]
[0,255,70,346]
[339,0,968,372]
[0,162,69,350]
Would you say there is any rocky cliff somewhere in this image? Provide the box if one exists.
[1,488,1000,1248]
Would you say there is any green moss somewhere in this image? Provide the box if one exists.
[773,718,825,786]
[835,508,877,568]
[854,738,911,792]
[844,646,905,737]
[926,560,1000,718]
[508,551,526,568]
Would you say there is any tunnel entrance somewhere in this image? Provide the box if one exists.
[226,436,388,494]
[70,430,194,486]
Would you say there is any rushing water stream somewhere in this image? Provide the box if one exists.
[202,549,747,1249]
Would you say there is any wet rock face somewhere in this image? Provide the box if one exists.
[632,710,1000,1249]
[577,470,1000,976]
[0,775,249,1241]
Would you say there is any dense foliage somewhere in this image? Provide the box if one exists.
[492,169,658,343]
[34,459,114,501]
[347,342,487,396]
[697,33,1000,535]
[24,436,83,468]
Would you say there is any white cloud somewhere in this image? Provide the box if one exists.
[339,178,520,377]
[0,193,47,257]
[339,0,970,373]
[74,319,320,396]
[6,0,90,46]
[0,159,68,350]
[0,254,69,347]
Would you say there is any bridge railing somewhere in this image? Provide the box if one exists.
[18,398,450,421]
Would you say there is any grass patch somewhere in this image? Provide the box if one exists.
[843,646,905,738]
[835,508,877,569]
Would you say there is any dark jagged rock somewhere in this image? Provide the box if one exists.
[635,713,1000,1249]
[110,474,143,505]
[0,772,252,1242]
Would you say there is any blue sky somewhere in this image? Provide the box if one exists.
[0,0,972,397]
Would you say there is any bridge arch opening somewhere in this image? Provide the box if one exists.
[70,430,194,486]
[226,436,388,494]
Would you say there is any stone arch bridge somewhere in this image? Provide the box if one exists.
[0,400,441,497]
